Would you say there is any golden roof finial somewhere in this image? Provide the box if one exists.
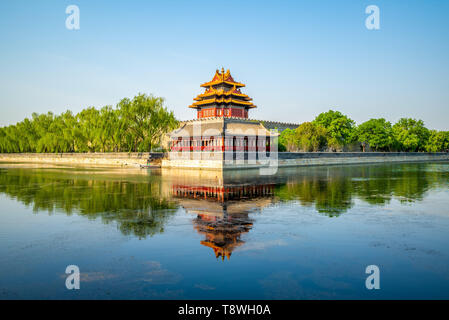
[221,67,224,74]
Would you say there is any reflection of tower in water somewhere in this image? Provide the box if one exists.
[172,184,275,260]
[195,206,251,261]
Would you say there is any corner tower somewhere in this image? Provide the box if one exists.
[189,68,256,119]
[164,68,279,170]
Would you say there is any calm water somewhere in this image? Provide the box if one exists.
[0,162,449,299]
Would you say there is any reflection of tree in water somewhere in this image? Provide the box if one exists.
[275,163,449,216]
[352,163,448,204]
[276,177,352,216]
[0,169,177,238]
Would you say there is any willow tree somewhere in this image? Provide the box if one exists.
[117,93,178,152]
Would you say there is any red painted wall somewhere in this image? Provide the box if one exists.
[197,107,248,119]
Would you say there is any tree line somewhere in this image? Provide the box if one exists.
[0,94,178,153]
[2,100,448,153]
[279,110,449,152]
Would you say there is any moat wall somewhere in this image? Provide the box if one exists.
[162,152,449,170]
[1,152,448,169]
[0,152,165,167]
[276,152,449,168]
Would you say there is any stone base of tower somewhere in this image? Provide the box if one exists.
[162,159,224,170]
[161,158,276,170]
[161,150,278,170]
[165,117,279,171]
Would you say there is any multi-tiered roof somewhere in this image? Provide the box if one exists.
[189,68,256,118]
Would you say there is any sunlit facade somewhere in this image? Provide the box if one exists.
[168,69,277,155]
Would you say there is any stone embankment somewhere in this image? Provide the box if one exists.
[0,152,165,167]
[162,152,449,170]
[2,152,449,169]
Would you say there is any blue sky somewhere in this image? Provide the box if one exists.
[0,0,448,129]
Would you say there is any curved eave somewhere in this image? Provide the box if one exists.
[193,92,252,101]
[189,100,257,109]
[200,81,245,88]
[190,98,256,106]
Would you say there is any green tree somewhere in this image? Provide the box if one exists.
[33,112,58,153]
[356,118,394,151]
[313,110,356,150]
[279,128,298,151]
[295,122,327,151]
[118,93,178,152]
[77,107,103,152]
[425,130,449,152]
[392,118,430,152]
